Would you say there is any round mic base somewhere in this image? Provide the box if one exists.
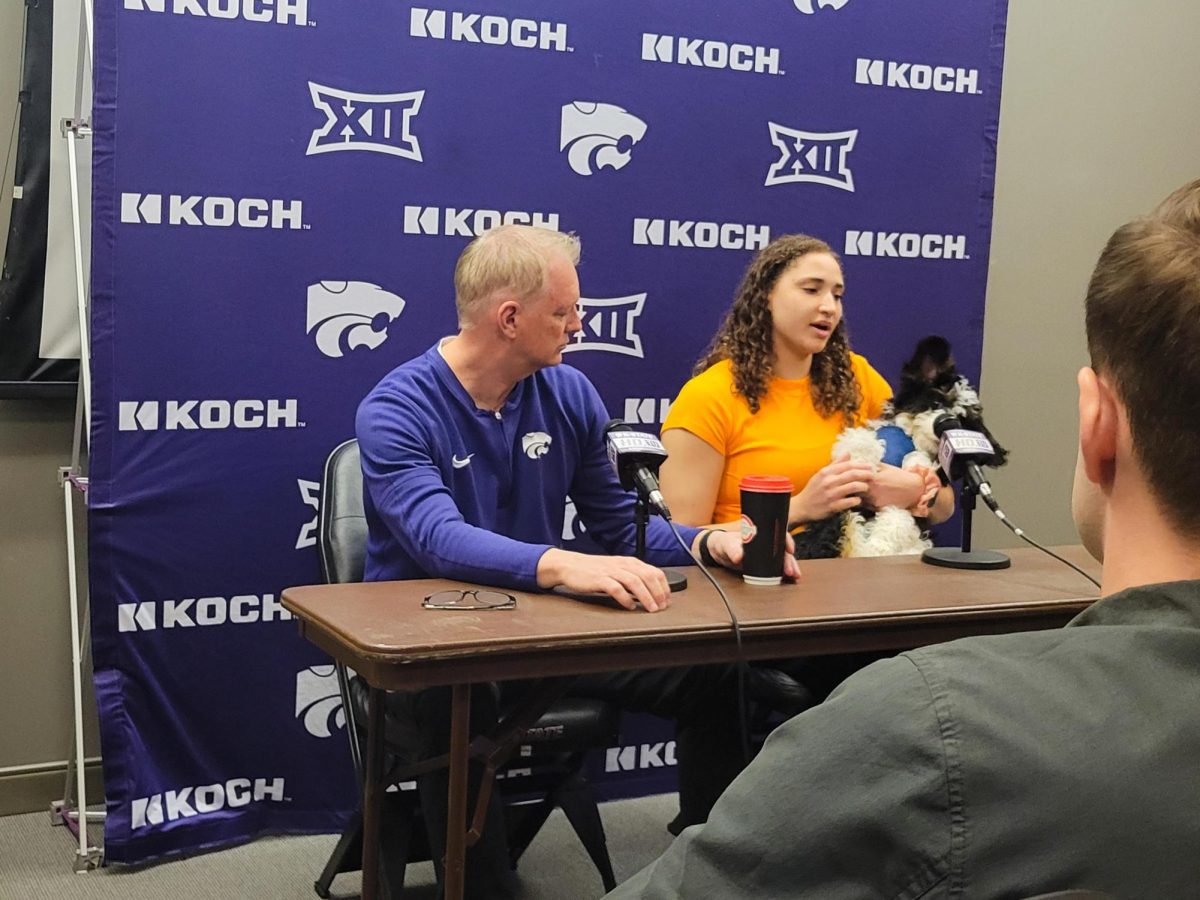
[663,568,688,592]
[921,548,1011,570]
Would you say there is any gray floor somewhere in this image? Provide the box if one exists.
[0,794,676,900]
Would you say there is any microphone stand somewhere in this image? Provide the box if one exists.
[633,493,688,592]
[921,480,1011,570]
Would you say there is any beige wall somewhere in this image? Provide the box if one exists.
[975,0,1200,551]
[0,0,100,812]
[2,0,1199,811]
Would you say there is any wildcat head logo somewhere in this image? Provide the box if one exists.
[560,102,648,176]
[793,0,851,12]
[521,432,552,459]
[296,665,345,739]
[307,281,406,358]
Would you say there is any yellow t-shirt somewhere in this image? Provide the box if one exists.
[663,355,892,524]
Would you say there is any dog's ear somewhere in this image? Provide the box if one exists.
[902,335,955,385]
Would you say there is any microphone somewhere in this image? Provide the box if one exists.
[932,414,1000,511]
[604,420,672,519]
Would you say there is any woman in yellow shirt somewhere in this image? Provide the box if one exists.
[660,234,954,533]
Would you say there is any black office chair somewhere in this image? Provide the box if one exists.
[313,439,620,898]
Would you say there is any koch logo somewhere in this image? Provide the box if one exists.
[633,218,770,251]
[308,83,424,160]
[120,192,304,229]
[605,741,677,772]
[560,102,647,177]
[562,295,645,358]
[845,230,968,260]
[623,398,672,425]
[792,0,851,12]
[641,33,781,76]
[404,206,560,237]
[410,8,569,53]
[765,123,857,191]
[296,479,320,549]
[123,0,308,26]
[296,665,344,738]
[856,59,980,95]
[132,777,286,830]
[307,281,405,358]
[118,595,294,632]
[118,399,302,431]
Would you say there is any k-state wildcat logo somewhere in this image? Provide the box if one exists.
[560,102,647,176]
[521,432,552,459]
[562,498,587,542]
[792,0,851,13]
[306,281,405,358]
[307,82,424,160]
[296,665,345,738]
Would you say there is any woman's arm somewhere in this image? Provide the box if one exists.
[659,428,742,529]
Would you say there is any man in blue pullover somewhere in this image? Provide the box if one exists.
[357,224,794,897]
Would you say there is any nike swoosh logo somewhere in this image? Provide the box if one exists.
[452,454,474,469]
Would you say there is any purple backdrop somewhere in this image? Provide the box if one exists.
[89,0,1008,863]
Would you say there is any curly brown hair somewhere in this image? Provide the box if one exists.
[696,234,862,421]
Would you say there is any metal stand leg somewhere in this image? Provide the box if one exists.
[57,474,103,871]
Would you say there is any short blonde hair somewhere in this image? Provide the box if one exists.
[453,225,581,327]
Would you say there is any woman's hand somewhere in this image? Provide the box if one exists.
[906,465,943,517]
[861,463,927,512]
[699,529,802,580]
[789,455,875,525]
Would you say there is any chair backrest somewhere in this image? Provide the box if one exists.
[319,439,367,586]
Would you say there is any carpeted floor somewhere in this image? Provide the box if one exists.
[0,794,677,900]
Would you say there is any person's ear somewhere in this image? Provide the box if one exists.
[1077,366,1117,487]
[496,299,520,338]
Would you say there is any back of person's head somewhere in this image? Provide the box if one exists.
[454,225,581,328]
[1085,215,1200,535]
[1151,177,1200,234]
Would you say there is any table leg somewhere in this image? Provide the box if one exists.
[444,682,471,900]
[361,685,385,900]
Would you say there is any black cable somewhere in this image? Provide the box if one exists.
[983,497,1102,590]
[666,523,753,765]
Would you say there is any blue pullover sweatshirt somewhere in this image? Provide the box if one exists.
[356,344,701,589]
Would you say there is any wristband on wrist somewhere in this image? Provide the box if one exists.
[698,529,720,568]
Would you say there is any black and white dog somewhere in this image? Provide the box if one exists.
[793,335,1008,559]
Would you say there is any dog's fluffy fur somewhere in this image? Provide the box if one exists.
[793,336,1008,559]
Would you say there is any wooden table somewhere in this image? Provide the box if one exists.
[283,546,1101,900]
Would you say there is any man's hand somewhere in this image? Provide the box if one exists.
[789,454,875,524]
[695,529,802,580]
[537,548,672,612]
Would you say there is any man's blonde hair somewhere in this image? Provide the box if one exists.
[453,225,581,327]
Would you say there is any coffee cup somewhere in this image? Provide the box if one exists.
[739,475,793,585]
